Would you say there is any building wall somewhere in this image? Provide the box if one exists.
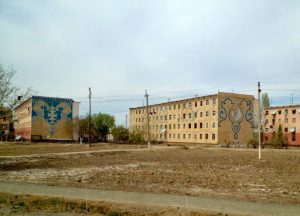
[0,107,12,138]
[14,99,32,140]
[264,105,300,146]
[31,96,74,140]
[217,93,255,144]
[130,92,254,145]
[72,102,80,141]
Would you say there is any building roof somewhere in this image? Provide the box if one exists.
[129,91,254,110]
[265,104,300,110]
[14,95,74,110]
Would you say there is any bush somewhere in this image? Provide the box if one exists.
[111,126,129,143]
[248,138,258,149]
[128,130,145,144]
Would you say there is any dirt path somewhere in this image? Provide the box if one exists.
[0,145,175,159]
[0,181,299,216]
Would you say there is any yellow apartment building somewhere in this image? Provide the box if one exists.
[129,92,255,145]
[264,105,300,146]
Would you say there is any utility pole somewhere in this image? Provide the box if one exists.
[125,114,128,128]
[258,82,261,159]
[89,87,92,148]
[145,90,151,150]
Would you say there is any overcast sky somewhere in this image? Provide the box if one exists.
[1,0,300,125]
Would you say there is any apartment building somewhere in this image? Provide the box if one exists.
[14,96,79,141]
[264,105,300,146]
[129,92,255,144]
[0,107,13,140]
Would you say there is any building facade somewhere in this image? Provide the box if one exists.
[129,92,255,144]
[264,105,300,146]
[14,96,79,141]
[0,107,13,140]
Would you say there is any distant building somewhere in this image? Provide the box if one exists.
[264,105,300,146]
[0,107,13,140]
[129,92,255,144]
[14,96,79,141]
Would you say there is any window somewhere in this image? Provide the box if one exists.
[200,123,203,128]
[189,113,192,118]
[183,113,186,119]
[165,115,167,120]
[265,119,268,124]
[278,110,282,115]
[200,112,203,117]
[160,116,163,120]
[292,132,296,141]
[285,109,288,115]
[206,111,209,117]
[206,100,209,105]
[292,109,296,114]
[194,123,197,128]
[189,102,192,108]
[178,104,181,109]
[206,123,209,128]
[183,134,186,139]
[200,101,203,106]
[292,118,296,123]
[194,112,197,118]
[188,134,191,139]
[183,103,186,109]
[212,110,216,116]
[178,124,180,129]
[173,104,176,109]
[212,122,216,128]
[169,115,172,120]
[205,134,208,139]
[173,124,176,129]
[265,128,268,132]
[195,102,197,107]
[284,127,288,132]
[265,111,269,115]
[178,134,180,139]
[183,124,186,129]
[200,134,202,140]
[169,134,171,139]
[169,105,171,110]
[194,134,197,139]
[285,118,288,123]
[212,134,216,140]
[173,134,176,139]
[213,99,216,105]
[188,123,192,129]
[169,124,171,129]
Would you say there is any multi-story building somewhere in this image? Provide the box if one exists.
[14,96,79,141]
[264,105,300,146]
[0,107,13,140]
[129,92,255,144]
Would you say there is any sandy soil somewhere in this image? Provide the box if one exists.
[0,144,299,205]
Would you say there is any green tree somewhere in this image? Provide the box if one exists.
[111,126,129,143]
[93,113,115,141]
[0,64,32,108]
[261,93,270,109]
[277,124,284,149]
[129,130,145,144]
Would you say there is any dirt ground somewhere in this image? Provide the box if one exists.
[0,142,146,156]
[0,143,299,206]
[0,192,224,216]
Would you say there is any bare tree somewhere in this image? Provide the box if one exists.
[0,64,32,108]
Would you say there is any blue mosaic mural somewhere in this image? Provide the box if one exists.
[32,96,73,136]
